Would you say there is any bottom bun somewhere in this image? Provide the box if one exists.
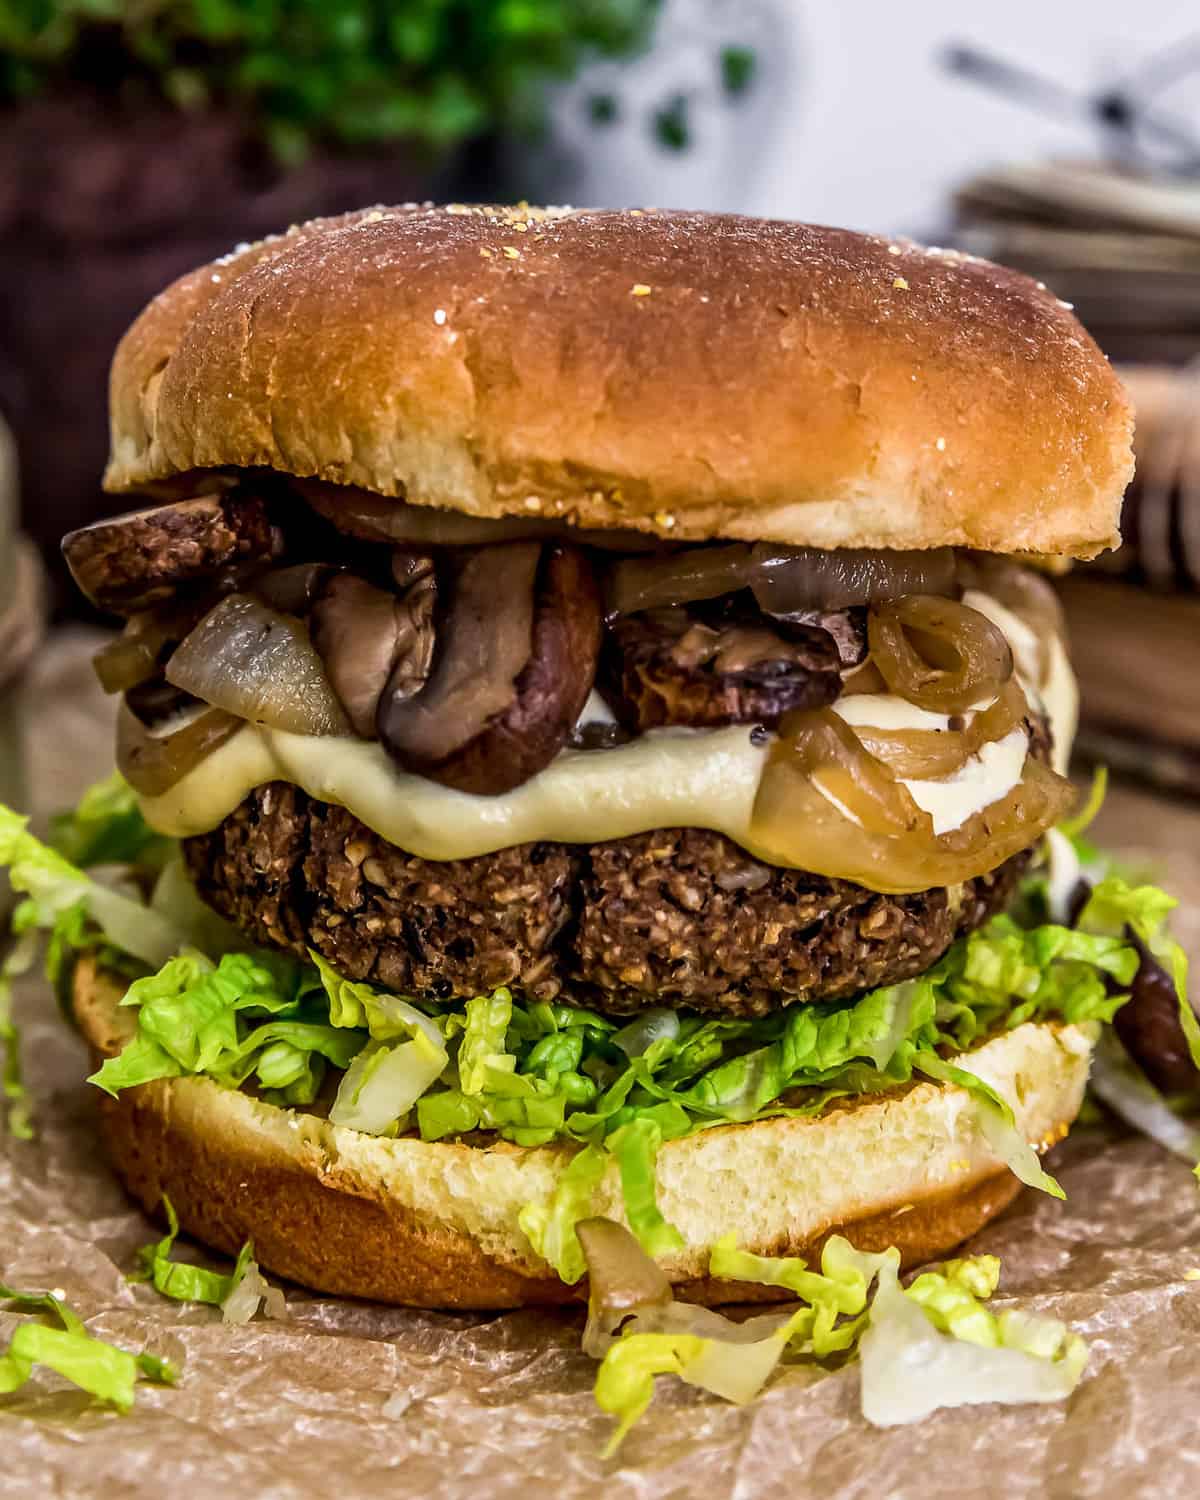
[73,957,1095,1309]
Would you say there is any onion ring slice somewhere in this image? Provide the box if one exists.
[868,595,1014,714]
[749,707,1074,893]
[846,678,1027,780]
[117,701,241,798]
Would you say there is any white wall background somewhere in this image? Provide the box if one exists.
[552,0,1200,237]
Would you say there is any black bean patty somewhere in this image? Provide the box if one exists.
[183,784,1028,1017]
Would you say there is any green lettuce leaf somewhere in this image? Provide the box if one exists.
[1078,876,1200,1072]
[913,1050,1065,1199]
[48,771,170,872]
[0,1280,179,1411]
[0,930,38,1139]
[589,1226,1088,1450]
[458,988,517,1094]
[90,949,362,1101]
[605,1116,685,1260]
[518,1142,609,1282]
[132,1195,283,1322]
[0,805,183,971]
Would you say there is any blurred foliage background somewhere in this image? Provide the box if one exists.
[0,0,663,159]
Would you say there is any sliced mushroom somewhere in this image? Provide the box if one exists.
[385,555,438,703]
[378,542,602,796]
[310,568,436,739]
[600,605,843,732]
[62,491,282,614]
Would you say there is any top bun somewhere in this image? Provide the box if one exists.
[106,205,1133,557]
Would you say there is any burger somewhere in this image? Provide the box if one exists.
[25,205,1184,1315]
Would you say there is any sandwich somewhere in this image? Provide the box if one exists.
[9,206,1193,1324]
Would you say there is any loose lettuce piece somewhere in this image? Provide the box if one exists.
[1089,1030,1200,1162]
[0,1280,179,1411]
[48,771,170,872]
[586,1222,815,1454]
[913,1049,1065,1199]
[605,1117,685,1260]
[0,930,38,1138]
[457,988,517,1094]
[329,1031,447,1134]
[593,1332,708,1454]
[859,1256,1087,1426]
[709,1233,889,1356]
[1078,876,1200,1071]
[518,1142,609,1282]
[311,952,442,1046]
[594,1316,815,1457]
[0,806,188,972]
[132,1195,283,1323]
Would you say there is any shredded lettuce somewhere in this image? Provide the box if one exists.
[132,1195,283,1323]
[0,805,184,972]
[585,1223,1086,1450]
[1,779,1192,1289]
[518,1143,609,1283]
[0,930,37,1139]
[88,949,363,1102]
[48,771,171,872]
[0,1280,179,1411]
[860,1254,1087,1426]
[1078,876,1200,1073]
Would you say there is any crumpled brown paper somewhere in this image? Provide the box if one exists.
[4,634,1200,1499]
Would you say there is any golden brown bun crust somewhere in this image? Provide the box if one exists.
[73,959,1090,1309]
[106,205,1133,558]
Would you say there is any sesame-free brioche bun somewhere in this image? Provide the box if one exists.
[105,206,1133,559]
[73,958,1094,1310]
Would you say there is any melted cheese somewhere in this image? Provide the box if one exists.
[901,726,1028,835]
[136,589,1079,872]
[140,723,769,858]
[828,694,1029,835]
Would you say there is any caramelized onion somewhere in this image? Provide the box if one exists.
[786,709,922,836]
[607,544,957,618]
[166,594,350,736]
[750,545,957,615]
[868,595,1013,713]
[298,481,666,553]
[116,701,241,798]
[606,545,754,615]
[749,711,1074,894]
[847,678,1027,780]
[958,554,1065,641]
[92,598,210,694]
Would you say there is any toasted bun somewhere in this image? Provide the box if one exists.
[105,206,1132,558]
[74,958,1093,1309]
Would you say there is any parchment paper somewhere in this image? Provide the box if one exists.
[4,634,1200,1500]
